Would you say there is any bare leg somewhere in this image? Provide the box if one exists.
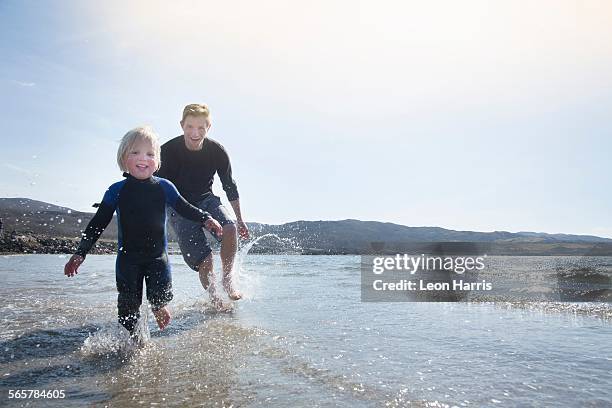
[198,253,213,289]
[198,253,222,308]
[220,224,242,300]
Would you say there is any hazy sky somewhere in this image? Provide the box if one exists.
[1,0,611,237]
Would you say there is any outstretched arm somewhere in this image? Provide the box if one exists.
[64,200,115,277]
[74,201,115,258]
[216,145,248,239]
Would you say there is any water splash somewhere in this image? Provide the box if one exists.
[229,234,300,301]
[133,304,151,345]
[81,303,151,355]
[80,324,133,355]
[239,233,301,257]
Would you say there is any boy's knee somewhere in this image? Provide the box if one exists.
[197,253,213,272]
[223,223,237,238]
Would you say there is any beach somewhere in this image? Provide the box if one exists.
[1,253,611,407]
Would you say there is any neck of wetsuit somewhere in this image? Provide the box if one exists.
[122,172,153,183]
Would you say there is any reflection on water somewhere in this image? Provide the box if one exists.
[0,254,611,407]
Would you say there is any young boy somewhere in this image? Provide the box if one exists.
[64,126,223,334]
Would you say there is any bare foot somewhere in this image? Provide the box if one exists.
[153,307,171,330]
[223,276,242,300]
[204,281,224,310]
[228,290,243,301]
[211,296,225,310]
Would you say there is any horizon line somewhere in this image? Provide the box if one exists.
[1,196,611,241]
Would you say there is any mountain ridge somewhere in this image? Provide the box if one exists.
[1,197,611,255]
[1,197,610,242]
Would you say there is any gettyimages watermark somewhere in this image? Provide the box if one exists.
[361,242,612,302]
[372,253,487,275]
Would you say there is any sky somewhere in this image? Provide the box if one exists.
[1,0,611,237]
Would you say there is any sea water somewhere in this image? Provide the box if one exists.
[1,252,611,407]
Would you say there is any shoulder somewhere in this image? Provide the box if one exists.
[206,138,229,156]
[207,138,225,149]
[107,179,127,193]
[102,179,127,204]
[161,136,183,153]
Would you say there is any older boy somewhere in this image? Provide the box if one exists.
[156,104,249,304]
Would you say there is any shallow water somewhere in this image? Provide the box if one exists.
[1,254,611,407]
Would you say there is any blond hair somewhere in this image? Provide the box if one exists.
[117,125,161,172]
[181,103,211,123]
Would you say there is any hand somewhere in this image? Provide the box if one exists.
[204,218,223,238]
[64,254,84,277]
[237,220,250,240]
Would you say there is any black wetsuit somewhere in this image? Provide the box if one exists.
[157,136,240,203]
[76,173,211,332]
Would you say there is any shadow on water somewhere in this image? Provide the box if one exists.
[0,324,100,364]
[0,357,125,390]
[0,324,132,392]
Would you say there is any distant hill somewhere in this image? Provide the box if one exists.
[0,198,72,213]
[0,197,118,240]
[1,197,611,255]
[245,219,612,255]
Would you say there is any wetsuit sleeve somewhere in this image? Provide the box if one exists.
[75,185,120,258]
[216,145,240,201]
[158,178,212,223]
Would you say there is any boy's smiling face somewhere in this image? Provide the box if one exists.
[181,114,211,151]
[124,138,158,180]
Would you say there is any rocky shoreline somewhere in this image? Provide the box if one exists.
[0,231,116,255]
